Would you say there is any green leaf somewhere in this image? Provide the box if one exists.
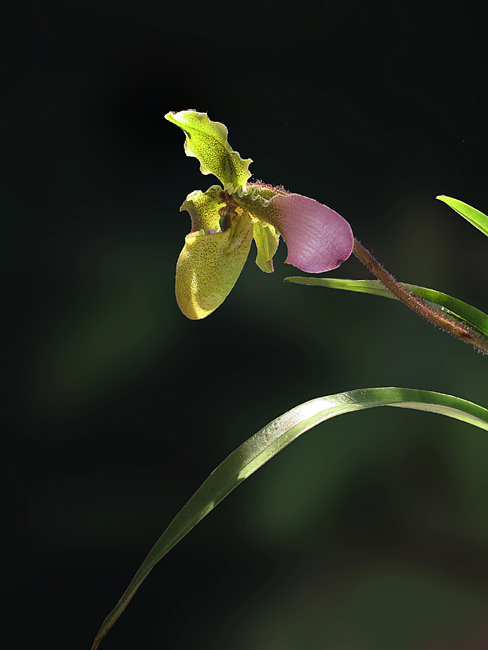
[165,110,252,192]
[437,195,488,238]
[285,277,488,340]
[91,387,488,649]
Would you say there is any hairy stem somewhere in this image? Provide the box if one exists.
[352,238,488,354]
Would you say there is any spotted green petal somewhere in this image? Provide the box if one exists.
[176,192,253,319]
[165,110,252,192]
[252,221,280,273]
[180,185,225,234]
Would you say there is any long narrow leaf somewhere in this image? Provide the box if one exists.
[437,195,488,237]
[285,277,488,340]
[92,387,488,649]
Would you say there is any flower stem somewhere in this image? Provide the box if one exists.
[352,238,488,354]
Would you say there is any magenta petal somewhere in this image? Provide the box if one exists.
[266,194,354,273]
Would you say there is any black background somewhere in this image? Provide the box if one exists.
[3,1,488,648]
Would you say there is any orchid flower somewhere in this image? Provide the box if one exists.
[165,110,354,319]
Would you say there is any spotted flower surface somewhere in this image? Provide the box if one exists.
[166,110,354,319]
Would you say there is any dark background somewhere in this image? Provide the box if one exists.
[3,1,488,648]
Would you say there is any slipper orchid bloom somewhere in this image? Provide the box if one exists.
[165,110,354,320]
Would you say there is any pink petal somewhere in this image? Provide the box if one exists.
[264,194,354,273]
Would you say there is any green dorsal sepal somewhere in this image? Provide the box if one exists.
[165,110,253,193]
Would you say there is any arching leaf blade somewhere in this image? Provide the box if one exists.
[285,277,488,340]
[92,387,488,649]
